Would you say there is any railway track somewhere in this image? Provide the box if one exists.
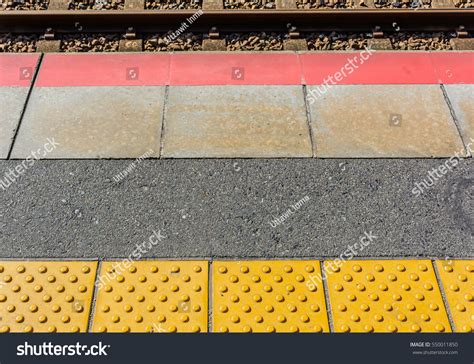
[0,6,472,52]
[0,9,473,33]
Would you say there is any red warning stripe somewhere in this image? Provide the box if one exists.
[300,52,440,84]
[35,53,171,87]
[169,53,302,85]
[430,52,474,84]
[301,52,474,85]
[28,52,474,87]
[0,54,40,87]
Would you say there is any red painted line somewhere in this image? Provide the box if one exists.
[300,52,440,85]
[32,52,472,87]
[0,54,40,87]
[430,52,474,84]
[36,54,171,87]
[169,53,302,85]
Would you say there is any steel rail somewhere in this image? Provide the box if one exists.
[0,9,473,33]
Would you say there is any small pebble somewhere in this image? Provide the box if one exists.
[374,0,431,8]
[306,32,369,51]
[0,33,37,52]
[0,0,48,10]
[68,0,124,10]
[145,0,200,9]
[144,32,202,52]
[60,34,120,52]
[454,0,474,7]
[224,0,275,9]
[297,0,355,8]
[390,32,454,50]
[226,32,285,51]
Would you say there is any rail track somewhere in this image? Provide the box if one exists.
[0,7,472,52]
[0,9,473,33]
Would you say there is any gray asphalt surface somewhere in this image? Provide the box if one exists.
[0,159,472,259]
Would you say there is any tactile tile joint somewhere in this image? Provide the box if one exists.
[326,260,452,333]
[92,261,208,333]
[213,261,330,333]
[0,261,98,333]
[436,260,473,333]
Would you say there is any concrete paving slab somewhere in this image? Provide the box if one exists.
[0,159,471,259]
[11,87,165,159]
[308,85,466,158]
[444,85,474,147]
[0,87,29,159]
[163,86,312,158]
[0,54,40,160]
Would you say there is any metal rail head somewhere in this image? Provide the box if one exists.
[0,9,473,33]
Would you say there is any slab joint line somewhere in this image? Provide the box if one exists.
[320,260,335,333]
[159,85,170,159]
[7,53,44,160]
[302,85,316,158]
[87,259,102,333]
[440,84,471,157]
[208,259,213,333]
[432,260,456,332]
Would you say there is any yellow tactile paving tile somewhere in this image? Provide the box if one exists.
[0,261,98,333]
[213,261,330,333]
[435,260,473,333]
[92,261,208,333]
[325,260,452,333]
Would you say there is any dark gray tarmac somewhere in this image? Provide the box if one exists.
[0,159,472,259]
